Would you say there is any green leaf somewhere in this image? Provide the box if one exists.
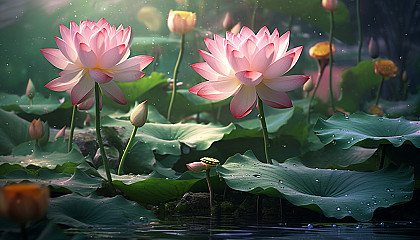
[0,169,102,196]
[0,140,87,168]
[236,106,295,133]
[106,72,168,108]
[314,112,420,149]
[337,60,382,112]
[0,93,63,115]
[0,109,32,155]
[48,194,156,228]
[217,151,414,221]
[300,144,377,168]
[252,0,354,44]
[363,94,420,118]
[113,177,201,205]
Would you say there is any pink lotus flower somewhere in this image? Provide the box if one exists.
[189,26,309,118]
[41,18,154,106]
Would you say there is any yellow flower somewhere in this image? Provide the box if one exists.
[167,9,196,34]
[309,41,335,60]
[29,119,44,140]
[0,183,49,224]
[322,0,338,12]
[374,60,398,78]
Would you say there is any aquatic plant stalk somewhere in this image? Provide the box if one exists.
[328,11,335,111]
[68,105,76,152]
[251,0,259,30]
[257,97,271,164]
[205,168,214,215]
[375,77,385,106]
[117,126,138,175]
[95,83,112,185]
[307,65,327,123]
[167,34,185,121]
[356,0,362,63]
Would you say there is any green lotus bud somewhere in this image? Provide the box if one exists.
[130,101,148,127]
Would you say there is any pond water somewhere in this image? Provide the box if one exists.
[1,0,420,239]
[66,218,420,239]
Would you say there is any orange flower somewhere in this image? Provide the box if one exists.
[167,10,196,34]
[309,41,335,60]
[0,183,49,224]
[322,0,338,12]
[29,119,44,140]
[374,60,398,78]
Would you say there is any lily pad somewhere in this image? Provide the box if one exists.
[217,151,414,221]
[0,140,87,168]
[363,94,420,118]
[113,177,201,205]
[48,194,156,228]
[300,144,377,168]
[0,109,31,155]
[337,60,382,112]
[314,112,420,149]
[0,169,102,196]
[0,93,63,114]
[236,106,295,133]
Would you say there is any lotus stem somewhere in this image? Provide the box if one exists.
[375,77,385,106]
[378,144,386,170]
[29,99,33,106]
[257,97,271,164]
[356,0,362,63]
[328,11,335,112]
[68,105,76,152]
[251,0,259,30]
[20,223,27,240]
[117,126,138,175]
[167,34,185,122]
[307,65,327,124]
[205,168,214,216]
[95,83,112,185]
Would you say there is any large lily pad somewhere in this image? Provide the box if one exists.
[0,140,87,168]
[236,106,295,133]
[363,94,420,118]
[337,60,382,112]
[0,169,102,196]
[314,112,420,149]
[48,194,156,228]
[217,151,414,221]
[113,177,201,205]
[0,93,63,114]
[300,144,377,168]
[0,109,31,155]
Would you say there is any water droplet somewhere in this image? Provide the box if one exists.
[404,194,409,199]
[385,188,393,192]
[332,140,337,145]
[332,134,335,138]
[279,180,283,183]
[390,194,395,198]
[307,224,313,229]
[344,115,349,119]
[336,207,341,211]
[315,178,319,182]
[253,174,261,178]
[348,210,352,214]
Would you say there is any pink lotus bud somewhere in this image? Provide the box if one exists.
[322,0,338,12]
[368,37,379,59]
[167,10,197,34]
[26,78,35,103]
[130,101,148,127]
[186,162,207,172]
[29,119,44,140]
[223,12,233,30]
[54,126,66,140]
[230,22,241,34]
